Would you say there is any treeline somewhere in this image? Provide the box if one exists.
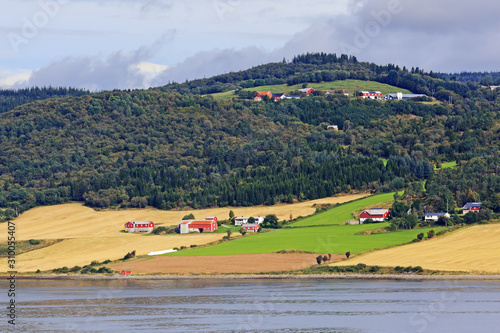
[0,86,89,114]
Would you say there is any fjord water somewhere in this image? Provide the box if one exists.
[7,279,500,332]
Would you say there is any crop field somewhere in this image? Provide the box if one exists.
[0,193,369,272]
[290,192,397,227]
[0,233,224,272]
[331,224,500,273]
[211,80,412,100]
[0,194,368,240]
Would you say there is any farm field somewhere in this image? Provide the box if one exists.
[0,193,369,272]
[290,192,396,227]
[0,234,224,272]
[210,80,412,100]
[331,224,500,273]
[0,193,369,240]
[107,253,340,275]
[166,223,443,257]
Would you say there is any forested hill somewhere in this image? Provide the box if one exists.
[0,53,500,220]
[156,53,491,101]
[0,87,89,114]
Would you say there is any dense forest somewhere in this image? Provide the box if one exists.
[0,53,500,220]
[0,87,89,114]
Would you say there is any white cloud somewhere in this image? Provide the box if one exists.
[0,69,32,88]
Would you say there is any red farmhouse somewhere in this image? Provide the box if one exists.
[359,209,391,223]
[241,223,260,233]
[179,217,218,234]
[359,91,382,99]
[124,221,155,233]
[462,202,481,214]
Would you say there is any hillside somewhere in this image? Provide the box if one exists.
[0,53,499,219]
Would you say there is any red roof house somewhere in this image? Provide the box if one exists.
[359,209,391,223]
[124,221,155,233]
[179,217,218,234]
[359,91,382,99]
[299,88,314,95]
[241,223,260,233]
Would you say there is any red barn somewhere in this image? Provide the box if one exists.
[359,91,382,99]
[299,88,314,95]
[462,202,481,214]
[241,223,260,232]
[179,217,218,234]
[359,209,391,223]
[124,221,155,233]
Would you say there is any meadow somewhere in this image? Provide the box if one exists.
[289,192,397,227]
[211,80,412,100]
[166,222,444,257]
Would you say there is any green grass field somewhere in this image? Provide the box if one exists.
[162,191,440,257]
[289,192,397,227]
[434,161,457,170]
[166,223,445,256]
[210,80,412,100]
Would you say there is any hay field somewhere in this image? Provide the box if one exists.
[331,224,500,273]
[1,234,224,272]
[0,193,368,272]
[1,193,369,240]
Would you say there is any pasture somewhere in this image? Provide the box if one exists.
[165,223,443,257]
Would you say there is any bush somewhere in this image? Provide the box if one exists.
[316,255,323,264]
[35,269,41,274]
[90,260,100,266]
[70,266,82,272]
[182,213,195,220]
[180,246,187,250]
[369,266,380,273]
[29,239,41,245]
[102,259,111,264]
[97,267,113,274]
[417,233,424,241]
[355,263,367,270]
[190,244,197,248]
[173,247,179,251]
[123,250,136,260]
[427,230,435,238]
[345,251,351,259]
[413,266,423,273]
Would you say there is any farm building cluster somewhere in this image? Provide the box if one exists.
[252,88,427,102]
[179,216,218,234]
[356,202,481,224]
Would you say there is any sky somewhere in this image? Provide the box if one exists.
[0,0,499,91]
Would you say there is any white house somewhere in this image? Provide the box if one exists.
[234,216,264,226]
[385,92,427,100]
[424,212,450,222]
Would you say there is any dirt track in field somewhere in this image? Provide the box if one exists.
[107,253,345,274]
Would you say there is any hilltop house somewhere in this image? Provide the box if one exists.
[462,203,481,214]
[385,92,427,100]
[327,125,339,131]
[124,221,155,233]
[424,212,450,222]
[359,91,382,99]
[254,91,273,101]
[179,217,218,234]
[234,216,264,226]
[299,88,314,95]
[359,209,391,223]
[272,93,286,101]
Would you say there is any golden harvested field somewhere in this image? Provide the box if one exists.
[0,193,369,240]
[1,234,224,272]
[0,193,369,272]
[331,224,500,273]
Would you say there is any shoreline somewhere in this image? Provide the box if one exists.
[5,273,500,281]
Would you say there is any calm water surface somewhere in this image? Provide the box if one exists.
[3,278,500,332]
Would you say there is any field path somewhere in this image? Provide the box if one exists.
[331,224,500,273]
